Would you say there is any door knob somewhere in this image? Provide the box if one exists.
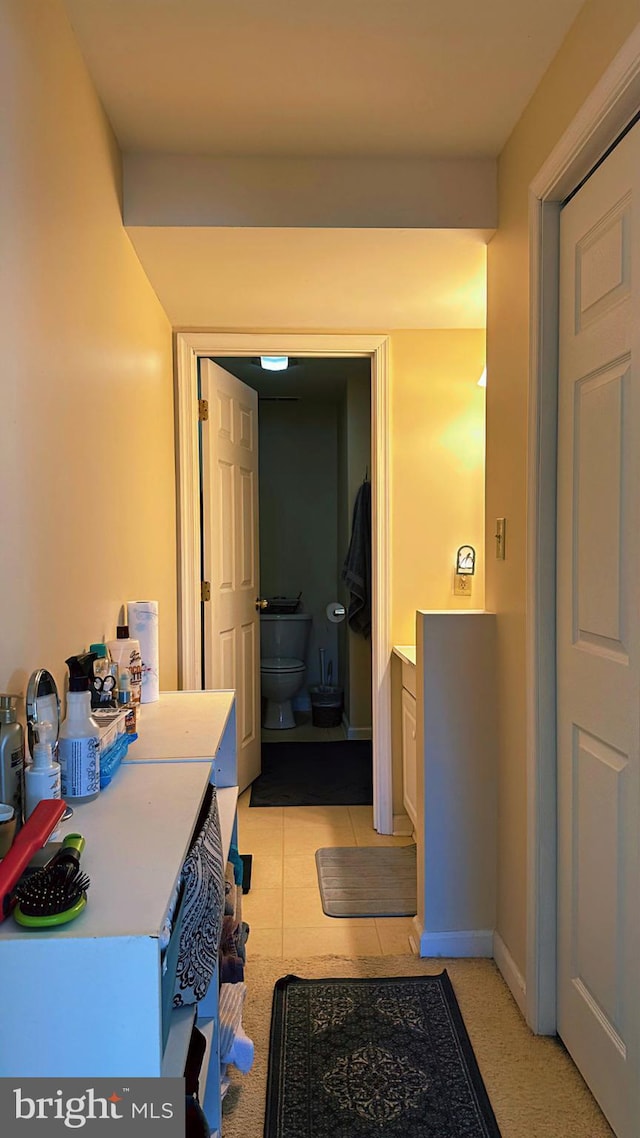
[256,598,269,610]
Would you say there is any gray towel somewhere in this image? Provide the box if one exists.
[341,479,371,638]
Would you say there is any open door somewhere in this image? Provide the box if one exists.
[200,358,261,792]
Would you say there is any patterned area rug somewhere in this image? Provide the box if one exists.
[264,971,502,1138]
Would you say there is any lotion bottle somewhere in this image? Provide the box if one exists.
[0,695,24,825]
[25,721,62,838]
[107,625,142,706]
[58,664,100,802]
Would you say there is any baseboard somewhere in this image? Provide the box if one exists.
[417,928,494,958]
[493,931,527,1018]
[393,812,414,836]
[341,713,372,741]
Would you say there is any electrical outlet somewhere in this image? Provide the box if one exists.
[454,574,473,596]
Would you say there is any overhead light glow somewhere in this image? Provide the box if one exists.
[260,356,289,371]
[477,367,487,388]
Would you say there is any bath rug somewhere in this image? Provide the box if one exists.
[249,740,372,807]
[264,971,502,1137]
[315,844,417,917]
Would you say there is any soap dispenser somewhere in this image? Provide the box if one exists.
[0,695,24,824]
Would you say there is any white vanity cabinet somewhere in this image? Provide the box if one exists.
[395,647,418,830]
[0,690,239,1138]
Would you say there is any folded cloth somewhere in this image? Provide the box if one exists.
[219,982,254,1074]
[220,953,244,985]
[341,478,371,638]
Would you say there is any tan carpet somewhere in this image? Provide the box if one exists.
[220,954,614,1138]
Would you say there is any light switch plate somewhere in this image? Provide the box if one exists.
[495,518,506,559]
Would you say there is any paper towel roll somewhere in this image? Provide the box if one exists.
[127,600,159,703]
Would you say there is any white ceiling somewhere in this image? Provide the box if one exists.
[63,0,584,159]
[62,0,584,328]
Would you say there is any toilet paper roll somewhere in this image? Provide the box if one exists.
[127,600,160,703]
[326,601,346,623]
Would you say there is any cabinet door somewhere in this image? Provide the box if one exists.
[401,687,417,829]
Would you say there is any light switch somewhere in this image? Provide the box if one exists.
[495,518,506,559]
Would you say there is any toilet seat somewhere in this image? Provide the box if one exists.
[261,656,305,674]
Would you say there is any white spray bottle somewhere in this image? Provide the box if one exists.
[25,721,62,839]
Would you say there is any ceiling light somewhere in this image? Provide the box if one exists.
[477,367,487,388]
[260,356,289,371]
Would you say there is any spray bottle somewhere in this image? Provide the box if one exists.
[58,657,100,802]
[24,721,62,839]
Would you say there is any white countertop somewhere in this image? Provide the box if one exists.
[393,644,416,667]
[128,689,235,762]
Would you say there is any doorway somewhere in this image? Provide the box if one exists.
[175,332,393,833]
[208,354,372,751]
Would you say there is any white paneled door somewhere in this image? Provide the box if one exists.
[557,123,640,1138]
[200,359,260,792]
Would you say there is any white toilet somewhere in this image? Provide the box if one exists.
[260,612,312,729]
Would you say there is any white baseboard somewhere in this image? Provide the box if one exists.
[341,713,372,741]
[493,931,527,1018]
[393,812,414,836]
[417,928,494,958]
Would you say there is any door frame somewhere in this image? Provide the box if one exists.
[174,331,393,834]
[526,22,640,1033]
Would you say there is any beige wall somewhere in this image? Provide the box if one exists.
[487,0,640,975]
[390,330,486,644]
[0,0,177,710]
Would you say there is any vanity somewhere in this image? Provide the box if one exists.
[394,611,497,958]
[0,688,238,1138]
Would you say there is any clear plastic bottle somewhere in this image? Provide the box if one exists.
[25,721,62,838]
[58,675,100,802]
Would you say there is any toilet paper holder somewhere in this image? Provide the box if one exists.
[326,602,346,623]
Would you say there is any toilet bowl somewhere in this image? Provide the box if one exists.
[261,657,306,729]
[260,612,312,730]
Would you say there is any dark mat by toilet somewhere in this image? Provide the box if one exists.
[265,970,502,1138]
[250,740,373,807]
[315,844,417,917]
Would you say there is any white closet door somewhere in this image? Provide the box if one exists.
[557,122,640,1138]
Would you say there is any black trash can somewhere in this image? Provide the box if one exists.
[309,685,343,728]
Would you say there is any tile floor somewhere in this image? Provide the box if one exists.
[237,791,416,959]
[260,712,346,744]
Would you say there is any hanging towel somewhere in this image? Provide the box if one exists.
[341,479,371,638]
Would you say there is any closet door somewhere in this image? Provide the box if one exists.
[556,121,640,1138]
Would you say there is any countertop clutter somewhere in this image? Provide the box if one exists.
[0,689,245,1138]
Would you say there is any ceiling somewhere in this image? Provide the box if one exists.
[212,356,369,401]
[61,0,585,328]
[63,0,584,159]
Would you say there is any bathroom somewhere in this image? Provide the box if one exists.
[212,356,373,743]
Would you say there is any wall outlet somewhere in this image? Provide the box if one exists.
[454,574,473,596]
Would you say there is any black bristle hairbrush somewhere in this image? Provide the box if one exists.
[13,833,89,927]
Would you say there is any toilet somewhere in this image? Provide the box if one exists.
[260,612,312,729]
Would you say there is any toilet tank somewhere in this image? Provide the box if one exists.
[260,613,312,661]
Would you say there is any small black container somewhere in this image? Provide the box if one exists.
[309,685,343,728]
